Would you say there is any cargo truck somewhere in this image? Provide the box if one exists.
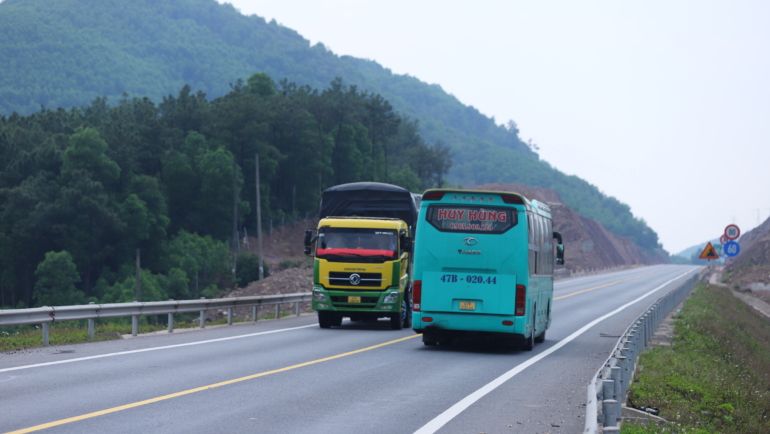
[304,182,420,330]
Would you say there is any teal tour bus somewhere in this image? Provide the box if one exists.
[411,189,564,350]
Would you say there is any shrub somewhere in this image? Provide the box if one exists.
[236,254,269,287]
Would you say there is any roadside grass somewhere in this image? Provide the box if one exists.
[1,310,308,353]
[622,282,770,433]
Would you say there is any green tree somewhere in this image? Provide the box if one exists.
[101,269,168,303]
[235,253,269,288]
[61,127,120,187]
[33,251,85,307]
[164,230,230,297]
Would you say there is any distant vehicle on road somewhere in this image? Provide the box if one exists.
[411,189,564,349]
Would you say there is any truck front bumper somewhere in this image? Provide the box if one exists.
[312,285,402,313]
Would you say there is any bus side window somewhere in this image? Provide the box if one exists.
[527,212,536,276]
[544,217,554,275]
[536,215,545,275]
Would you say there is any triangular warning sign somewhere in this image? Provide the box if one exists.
[699,242,719,260]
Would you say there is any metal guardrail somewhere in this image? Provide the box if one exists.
[583,268,708,433]
[0,292,312,346]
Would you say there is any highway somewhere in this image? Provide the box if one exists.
[0,265,700,434]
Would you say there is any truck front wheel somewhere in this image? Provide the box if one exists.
[390,311,403,330]
[318,311,337,328]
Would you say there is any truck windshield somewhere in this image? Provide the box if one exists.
[316,228,398,262]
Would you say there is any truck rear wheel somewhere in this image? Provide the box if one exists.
[402,291,412,329]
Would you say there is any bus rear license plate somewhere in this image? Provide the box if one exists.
[459,301,476,311]
[348,296,361,303]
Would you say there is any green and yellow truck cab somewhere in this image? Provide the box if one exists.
[304,182,420,330]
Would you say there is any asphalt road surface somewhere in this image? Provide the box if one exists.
[0,265,700,434]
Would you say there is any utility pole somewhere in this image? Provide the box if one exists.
[135,249,141,302]
[232,156,238,284]
[256,154,264,280]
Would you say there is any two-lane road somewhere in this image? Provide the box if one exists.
[0,265,699,434]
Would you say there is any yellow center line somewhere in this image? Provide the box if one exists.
[554,272,654,300]
[6,334,421,434]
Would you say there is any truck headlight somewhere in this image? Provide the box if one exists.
[383,291,399,303]
[313,288,326,302]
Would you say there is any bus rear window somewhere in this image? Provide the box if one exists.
[426,205,517,234]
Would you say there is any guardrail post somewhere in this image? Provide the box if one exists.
[602,379,614,404]
[88,302,95,339]
[602,399,618,427]
[611,366,622,421]
[132,311,138,337]
[274,304,280,319]
[42,323,49,346]
[622,340,635,373]
[253,306,258,322]
[200,297,205,328]
[227,308,233,325]
[168,299,174,333]
[295,302,300,316]
[635,321,642,354]
[617,354,629,401]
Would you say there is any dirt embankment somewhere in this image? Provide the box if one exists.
[476,183,668,271]
[725,215,770,305]
[208,219,317,321]
[732,216,770,271]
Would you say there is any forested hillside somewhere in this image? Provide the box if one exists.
[0,74,449,309]
[0,0,666,308]
[0,0,662,250]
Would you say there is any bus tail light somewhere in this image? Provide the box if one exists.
[422,317,433,322]
[422,192,444,201]
[501,194,524,204]
[515,285,526,316]
[413,280,421,312]
[502,320,513,326]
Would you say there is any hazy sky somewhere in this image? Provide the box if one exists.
[219,0,769,254]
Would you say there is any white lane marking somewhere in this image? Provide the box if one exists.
[0,324,317,373]
[413,268,696,434]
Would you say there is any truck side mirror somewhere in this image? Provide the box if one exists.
[400,234,413,254]
[553,231,565,265]
[304,229,314,256]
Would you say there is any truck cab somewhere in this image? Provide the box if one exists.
[307,217,413,329]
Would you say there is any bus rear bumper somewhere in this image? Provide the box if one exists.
[412,311,527,338]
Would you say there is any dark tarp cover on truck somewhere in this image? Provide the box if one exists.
[319,182,421,229]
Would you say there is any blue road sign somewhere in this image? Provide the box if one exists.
[723,241,740,257]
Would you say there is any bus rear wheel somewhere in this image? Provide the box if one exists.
[422,333,438,346]
[521,313,536,351]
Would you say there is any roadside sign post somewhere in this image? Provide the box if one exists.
[699,242,720,289]
[722,225,741,286]
[722,239,741,286]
